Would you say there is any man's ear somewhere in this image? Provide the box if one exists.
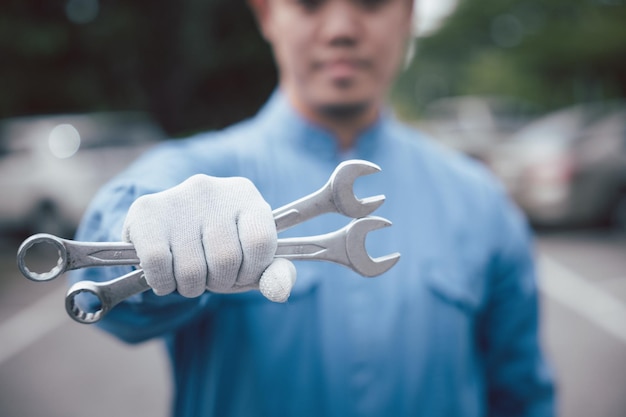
[247,0,272,41]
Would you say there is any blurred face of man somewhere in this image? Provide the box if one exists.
[251,0,414,125]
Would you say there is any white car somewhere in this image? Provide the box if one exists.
[487,102,626,229]
[0,112,165,237]
[417,95,538,163]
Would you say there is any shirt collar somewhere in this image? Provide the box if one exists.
[256,90,390,162]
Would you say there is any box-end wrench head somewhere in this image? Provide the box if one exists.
[66,269,147,324]
[17,233,139,282]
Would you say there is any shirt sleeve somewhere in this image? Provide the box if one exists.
[481,189,556,417]
[68,143,216,344]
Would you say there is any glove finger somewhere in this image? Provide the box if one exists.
[170,234,208,298]
[136,240,175,296]
[202,222,243,293]
[123,198,175,296]
[235,201,277,288]
[259,258,297,303]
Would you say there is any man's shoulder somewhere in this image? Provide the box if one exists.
[389,120,500,193]
[388,120,530,251]
[182,117,264,147]
[155,117,272,167]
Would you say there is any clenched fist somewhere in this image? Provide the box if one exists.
[122,175,296,302]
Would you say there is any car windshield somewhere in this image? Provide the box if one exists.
[512,103,617,145]
[0,119,36,155]
[0,112,164,156]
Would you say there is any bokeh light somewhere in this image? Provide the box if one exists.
[48,124,81,158]
[65,0,100,24]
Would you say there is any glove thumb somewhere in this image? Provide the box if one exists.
[259,258,297,303]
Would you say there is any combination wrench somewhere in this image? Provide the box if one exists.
[17,160,400,324]
[64,216,398,324]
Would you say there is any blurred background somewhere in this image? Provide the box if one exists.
[1,0,625,416]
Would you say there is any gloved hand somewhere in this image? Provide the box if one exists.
[122,174,296,302]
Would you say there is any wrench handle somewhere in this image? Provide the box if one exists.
[65,228,354,324]
[64,238,338,324]
[272,182,334,233]
[65,269,148,324]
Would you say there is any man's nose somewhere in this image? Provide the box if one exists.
[319,2,362,45]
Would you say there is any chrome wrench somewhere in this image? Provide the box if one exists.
[16,159,397,323]
[17,159,384,282]
[273,159,384,232]
[65,217,400,324]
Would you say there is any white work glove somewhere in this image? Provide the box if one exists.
[122,174,296,302]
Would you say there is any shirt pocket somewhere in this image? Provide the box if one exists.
[422,261,484,315]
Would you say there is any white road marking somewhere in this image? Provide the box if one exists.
[1,253,624,367]
[0,285,68,366]
[538,254,626,345]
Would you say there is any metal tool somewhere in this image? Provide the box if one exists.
[274,216,399,277]
[273,159,384,233]
[17,159,384,282]
[17,159,399,324]
[17,234,140,283]
[65,216,400,324]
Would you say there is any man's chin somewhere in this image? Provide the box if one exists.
[315,100,371,122]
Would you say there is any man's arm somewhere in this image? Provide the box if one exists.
[70,179,213,343]
[69,139,295,342]
[481,192,556,417]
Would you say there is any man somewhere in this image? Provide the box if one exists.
[72,0,556,415]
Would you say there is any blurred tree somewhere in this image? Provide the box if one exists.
[3,0,624,130]
[393,0,626,119]
[0,0,276,136]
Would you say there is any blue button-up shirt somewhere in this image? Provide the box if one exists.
[72,91,555,417]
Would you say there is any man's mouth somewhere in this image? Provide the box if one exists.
[316,58,368,79]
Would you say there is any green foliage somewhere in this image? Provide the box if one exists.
[0,0,276,136]
[393,0,626,120]
[4,0,624,131]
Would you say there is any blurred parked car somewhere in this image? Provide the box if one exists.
[0,112,166,237]
[417,95,539,163]
[487,102,626,229]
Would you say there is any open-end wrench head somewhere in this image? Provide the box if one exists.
[345,216,400,277]
[330,160,385,219]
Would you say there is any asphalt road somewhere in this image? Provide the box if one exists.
[1,228,625,417]
[535,229,626,417]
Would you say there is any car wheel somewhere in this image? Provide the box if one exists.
[32,201,72,238]
[610,192,626,232]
